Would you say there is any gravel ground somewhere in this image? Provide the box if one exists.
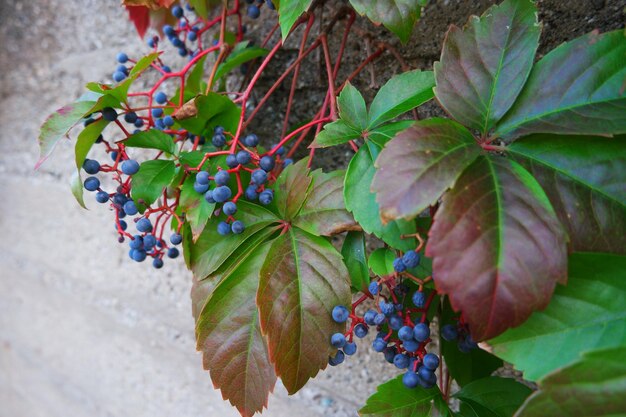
[1,1,624,416]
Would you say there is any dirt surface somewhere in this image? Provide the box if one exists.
[0,1,624,416]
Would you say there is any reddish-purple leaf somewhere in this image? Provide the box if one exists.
[293,169,358,236]
[434,0,540,134]
[372,118,481,221]
[195,242,277,417]
[257,227,351,393]
[426,155,567,340]
[496,30,626,140]
[273,158,313,221]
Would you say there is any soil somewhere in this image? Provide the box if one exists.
[0,1,623,416]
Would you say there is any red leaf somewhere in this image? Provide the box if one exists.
[426,155,567,340]
[126,6,150,39]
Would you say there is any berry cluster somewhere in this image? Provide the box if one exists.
[245,0,276,20]
[328,247,441,389]
[441,320,478,353]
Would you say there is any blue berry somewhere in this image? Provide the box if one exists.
[331,305,349,323]
[102,107,118,122]
[143,234,157,249]
[251,169,267,184]
[393,257,406,272]
[363,310,377,326]
[403,339,419,352]
[343,342,357,356]
[153,258,164,269]
[354,323,368,338]
[113,71,126,82]
[259,155,275,172]
[245,185,258,201]
[96,191,109,203]
[196,171,210,185]
[373,313,387,325]
[171,5,183,17]
[402,371,420,389]
[188,31,197,42]
[330,333,346,348]
[134,118,144,128]
[372,338,387,352]
[123,200,138,215]
[212,133,226,147]
[163,115,174,127]
[441,324,458,341]
[214,170,230,186]
[236,150,251,165]
[283,158,293,166]
[167,247,179,258]
[170,233,182,245]
[212,186,232,203]
[328,350,345,366]
[383,346,397,363]
[161,65,172,73]
[147,37,157,48]
[205,190,216,203]
[84,176,100,191]
[413,322,430,342]
[398,326,414,341]
[136,218,153,233]
[152,108,164,118]
[194,181,209,194]
[223,202,238,216]
[418,367,437,388]
[394,353,410,369]
[368,281,379,295]
[154,118,165,130]
[118,220,128,231]
[113,193,128,207]
[247,4,260,18]
[258,190,273,205]
[379,301,395,316]
[163,25,175,36]
[389,315,403,330]
[83,159,100,174]
[121,159,140,175]
[132,249,147,262]
[217,221,231,235]
[214,126,225,134]
[423,353,439,370]
[116,52,128,63]
[129,235,143,250]
[155,91,168,104]
[412,291,426,308]
[231,220,245,234]
[226,154,238,168]
[124,112,137,123]
[418,365,433,381]
[110,151,118,161]
[402,251,421,268]
[243,134,259,147]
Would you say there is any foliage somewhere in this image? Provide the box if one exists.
[38,0,626,416]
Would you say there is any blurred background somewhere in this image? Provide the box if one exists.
[0,1,623,416]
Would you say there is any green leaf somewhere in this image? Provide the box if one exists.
[311,120,361,148]
[37,100,96,167]
[292,169,357,236]
[130,160,176,207]
[426,155,568,340]
[372,118,481,221]
[454,377,532,417]
[496,30,626,140]
[342,231,370,292]
[175,93,240,135]
[273,158,313,221]
[277,0,312,41]
[257,227,351,394]
[515,346,626,417]
[124,129,178,155]
[70,170,87,209]
[179,176,215,240]
[368,248,396,277]
[188,0,220,19]
[490,252,626,381]
[508,134,626,254]
[434,0,540,134]
[129,52,159,77]
[338,83,368,131]
[214,42,269,83]
[359,375,449,417]
[345,140,416,251]
[349,0,423,43]
[190,201,278,279]
[368,120,414,148]
[441,299,503,387]
[185,55,208,95]
[74,118,108,170]
[195,242,277,417]
[368,70,435,128]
